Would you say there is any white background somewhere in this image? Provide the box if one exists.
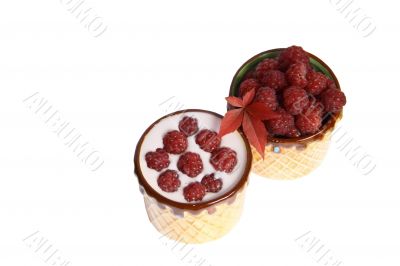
[1,0,399,265]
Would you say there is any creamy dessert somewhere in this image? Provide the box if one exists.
[134,109,251,243]
[138,110,248,204]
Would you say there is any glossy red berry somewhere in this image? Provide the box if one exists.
[296,109,323,135]
[239,78,261,97]
[195,129,221,152]
[259,70,287,91]
[177,152,203,177]
[179,116,199,136]
[283,86,309,115]
[210,147,238,173]
[286,127,301,138]
[278,45,310,71]
[157,170,181,192]
[255,58,279,80]
[201,174,223,193]
[145,148,170,171]
[306,71,329,95]
[266,108,297,137]
[163,130,188,154]
[321,88,347,113]
[183,182,206,202]
[254,87,278,110]
[286,62,309,88]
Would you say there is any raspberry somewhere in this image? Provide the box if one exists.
[296,109,322,135]
[259,70,287,91]
[177,152,203,177]
[326,79,338,90]
[183,182,206,202]
[303,100,325,116]
[195,129,221,152]
[163,130,188,154]
[278,45,310,71]
[321,88,347,113]
[306,71,329,95]
[239,78,261,97]
[145,148,170,171]
[201,173,223,193]
[286,62,309,88]
[210,147,237,173]
[243,69,256,80]
[254,87,278,110]
[286,127,301,138]
[283,86,309,115]
[255,58,279,80]
[266,108,296,136]
[179,116,199,136]
[157,170,181,192]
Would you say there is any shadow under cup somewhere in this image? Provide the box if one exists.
[229,49,343,180]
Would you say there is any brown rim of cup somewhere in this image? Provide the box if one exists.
[134,109,252,211]
[229,48,343,145]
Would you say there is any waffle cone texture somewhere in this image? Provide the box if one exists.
[252,129,334,180]
[142,188,246,244]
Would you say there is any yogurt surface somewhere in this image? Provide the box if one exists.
[139,111,248,203]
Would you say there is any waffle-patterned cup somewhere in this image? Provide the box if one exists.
[230,49,343,180]
[134,109,252,243]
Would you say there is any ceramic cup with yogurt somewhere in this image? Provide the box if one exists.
[134,109,252,243]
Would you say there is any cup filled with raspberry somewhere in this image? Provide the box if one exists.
[134,109,252,243]
[228,45,346,179]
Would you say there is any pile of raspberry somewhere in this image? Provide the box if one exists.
[145,116,238,202]
[239,45,347,137]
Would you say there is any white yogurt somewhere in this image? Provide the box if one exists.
[139,111,248,204]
